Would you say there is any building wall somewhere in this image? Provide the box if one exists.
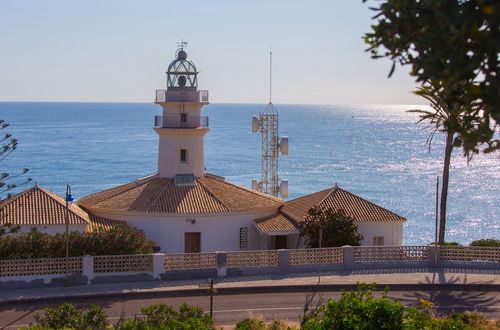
[17,224,87,235]
[90,209,276,253]
[356,222,403,246]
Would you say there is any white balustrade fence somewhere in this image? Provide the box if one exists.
[164,253,217,271]
[93,255,153,273]
[290,247,343,265]
[440,246,500,263]
[0,246,498,286]
[0,257,82,277]
[353,246,431,263]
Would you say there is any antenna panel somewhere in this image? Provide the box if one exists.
[252,116,260,133]
[252,179,259,191]
[279,137,288,156]
[279,180,288,198]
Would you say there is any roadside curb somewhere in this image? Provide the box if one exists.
[2,283,500,306]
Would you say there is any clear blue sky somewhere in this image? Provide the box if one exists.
[0,0,424,105]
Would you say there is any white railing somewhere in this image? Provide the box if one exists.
[1,246,498,286]
[441,246,500,263]
[0,257,82,277]
[93,255,153,273]
[290,247,343,265]
[155,90,209,103]
[227,250,279,268]
[154,114,208,128]
[164,253,217,271]
[353,246,431,263]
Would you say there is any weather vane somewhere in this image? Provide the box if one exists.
[177,39,188,50]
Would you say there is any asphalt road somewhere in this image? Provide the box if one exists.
[1,289,499,329]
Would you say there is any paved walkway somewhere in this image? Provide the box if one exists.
[1,267,499,305]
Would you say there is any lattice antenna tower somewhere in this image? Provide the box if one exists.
[251,50,288,198]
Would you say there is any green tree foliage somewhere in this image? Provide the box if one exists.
[364,0,499,157]
[470,238,500,247]
[0,119,31,236]
[0,226,155,259]
[299,207,362,248]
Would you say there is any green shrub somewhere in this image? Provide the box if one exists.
[302,283,405,330]
[470,239,500,247]
[33,303,106,329]
[234,318,267,330]
[0,226,154,259]
[135,303,214,330]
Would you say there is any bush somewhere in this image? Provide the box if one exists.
[234,318,267,330]
[33,303,106,329]
[0,226,155,259]
[122,303,214,330]
[470,239,500,247]
[302,283,404,330]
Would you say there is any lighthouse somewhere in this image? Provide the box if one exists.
[154,42,209,181]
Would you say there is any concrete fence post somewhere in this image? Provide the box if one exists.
[343,246,354,270]
[216,251,227,277]
[278,249,290,273]
[82,255,94,285]
[429,246,441,267]
[152,253,166,279]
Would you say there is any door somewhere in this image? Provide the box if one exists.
[274,235,288,249]
[184,232,201,253]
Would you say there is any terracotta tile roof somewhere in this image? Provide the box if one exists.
[254,213,298,233]
[0,185,127,232]
[281,187,406,223]
[78,174,282,214]
[86,215,128,232]
[0,185,89,225]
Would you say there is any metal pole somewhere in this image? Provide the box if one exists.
[435,176,439,244]
[65,184,72,287]
[318,229,323,283]
[209,278,214,318]
[65,198,69,286]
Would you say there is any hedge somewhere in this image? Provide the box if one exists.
[0,226,155,259]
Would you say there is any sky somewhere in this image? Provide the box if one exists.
[0,0,425,105]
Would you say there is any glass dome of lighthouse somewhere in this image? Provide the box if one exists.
[167,43,198,91]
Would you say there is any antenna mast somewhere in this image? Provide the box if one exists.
[251,50,288,198]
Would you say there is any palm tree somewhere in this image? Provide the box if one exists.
[409,81,474,244]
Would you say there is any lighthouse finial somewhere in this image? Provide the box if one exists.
[177,39,188,50]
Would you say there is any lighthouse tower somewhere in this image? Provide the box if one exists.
[154,42,209,181]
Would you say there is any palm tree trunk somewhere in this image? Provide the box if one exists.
[438,131,454,244]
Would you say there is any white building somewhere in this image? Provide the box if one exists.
[76,45,406,252]
[2,45,406,251]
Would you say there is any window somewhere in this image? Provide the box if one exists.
[180,113,187,122]
[175,174,195,185]
[180,149,187,162]
[373,236,384,246]
[239,227,248,249]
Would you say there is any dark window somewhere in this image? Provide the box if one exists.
[175,174,195,185]
[180,149,187,162]
[180,113,187,122]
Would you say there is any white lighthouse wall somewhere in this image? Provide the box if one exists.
[356,222,404,246]
[157,133,206,178]
[90,209,276,253]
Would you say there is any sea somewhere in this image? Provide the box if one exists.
[0,102,498,245]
